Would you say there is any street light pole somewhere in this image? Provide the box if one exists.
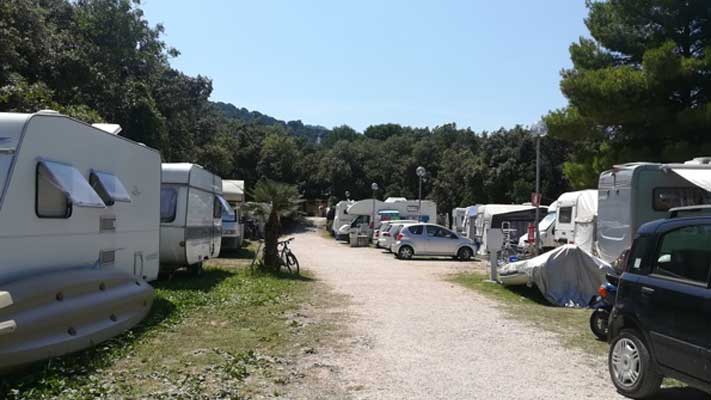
[534,134,541,254]
[371,182,378,240]
[416,166,426,222]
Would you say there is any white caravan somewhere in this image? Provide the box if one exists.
[331,200,355,239]
[344,198,437,231]
[553,190,598,253]
[160,163,226,273]
[221,180,244,251]
[0,111,158,370]
[462,205,480,239]
[597,159,711,263]
[475,204,546,256]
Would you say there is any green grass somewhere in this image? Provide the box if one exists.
[450,272,608,356]
[1,244,323,400]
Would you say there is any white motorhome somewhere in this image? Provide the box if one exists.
[462,205,480,239]
[451,207,468,234]
[475,204,546,256]
[221,180,244,251]
[343,198,437,233]
[331,200,355,239]
[597,159,711,263]
[518,201,559,250]
[0,111,159,370]
[553,190,598,253]
[160,163,227,273]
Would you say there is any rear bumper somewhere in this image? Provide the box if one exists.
[0,268,153,372]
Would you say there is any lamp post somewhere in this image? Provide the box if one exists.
[416,166,426,222]
[371,182,378,239]
[532,121,547,255]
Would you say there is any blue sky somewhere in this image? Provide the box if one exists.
[141,0,589,132]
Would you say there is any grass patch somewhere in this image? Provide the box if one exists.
[1,243,323,400]
[450,272,608,356]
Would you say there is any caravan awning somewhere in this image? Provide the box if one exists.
[672,168,711,192]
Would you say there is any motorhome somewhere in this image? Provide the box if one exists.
[331,200,355,239]
[475,204,547,256]
[518,201,558,250]
[221,180,244,251]
[342,198,437,235]
[451,207,468,234]
[0,111,159,370]
[597,159,711,263]
[549,190,598,253]
[462,205,480,239]
[160,163,226,273]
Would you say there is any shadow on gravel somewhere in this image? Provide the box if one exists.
[649,387,709,399]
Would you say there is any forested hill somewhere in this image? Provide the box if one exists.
[213,101,330,144]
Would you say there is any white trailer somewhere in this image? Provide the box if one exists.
[160,163,226,273]
[475,204,546,256]
[0,111,158,370]
[451,207,468,234]
[597,159,711,263]
[518,201,559,250]
[553,190,598,253]
[221,180,244,251]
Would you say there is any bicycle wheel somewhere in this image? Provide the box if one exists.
[286,251,300,275]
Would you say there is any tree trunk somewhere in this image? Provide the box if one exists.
[263,209,280,270]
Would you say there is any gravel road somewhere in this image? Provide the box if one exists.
[288,227,628,400]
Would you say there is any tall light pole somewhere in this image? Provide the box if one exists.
[371,182,378,239]
[532,121,547,255]
[416,166,426,222]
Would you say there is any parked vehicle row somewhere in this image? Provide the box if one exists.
[0,111,243,371]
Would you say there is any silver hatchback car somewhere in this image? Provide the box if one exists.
[393,223,477,261]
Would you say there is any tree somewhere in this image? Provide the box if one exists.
[546,0,711,188]
[249,180,302,270]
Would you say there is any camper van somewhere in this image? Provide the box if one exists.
[597,160,711,263]
[475,204,546,256]
[160,163,227,273]
[451,207,468,234]
[331,200,355,239]
[518,201,558,250]
[342,198,437,237]
[221,180,244,251]
[553,190,598,253]
[0,111,159,370]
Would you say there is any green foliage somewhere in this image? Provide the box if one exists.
[547,0,711,185]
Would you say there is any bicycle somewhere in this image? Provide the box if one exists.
[278,237,300,275]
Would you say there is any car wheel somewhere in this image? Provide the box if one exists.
[589,309,610,340]
[457,247,473,261]
[609,329,662,399]
[398,246,414,260]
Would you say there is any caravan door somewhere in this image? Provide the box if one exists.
[211,194,222,258]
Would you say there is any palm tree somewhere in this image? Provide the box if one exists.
[247,179,302,270]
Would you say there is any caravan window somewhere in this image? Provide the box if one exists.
[558,207,573,224]
[90,171,131,206]
[213,195,222,219]
[36,160,105,218]
[653,187,711,211]
[160,187,178,223]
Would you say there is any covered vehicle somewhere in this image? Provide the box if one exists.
[475,204,547,256]
[498,245,614,307]
[518,201,558,250]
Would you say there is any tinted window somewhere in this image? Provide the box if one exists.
[426,225,439,237]
[558,207,573,224]
[408,225,423,235]
[627,235,653,274]
[653,225,711,284]
[37,160,105,208]
[36,164,70,218]
[653,187,711,211]
[160,187,178,223]
[90,171,132,206]
[213,195,221,218]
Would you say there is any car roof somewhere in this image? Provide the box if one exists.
[638,215,711,235]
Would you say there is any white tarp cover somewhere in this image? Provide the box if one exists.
[671,168,711,193]
[499,245,614,307]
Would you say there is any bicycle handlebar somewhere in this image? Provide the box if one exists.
[277,237,295,245]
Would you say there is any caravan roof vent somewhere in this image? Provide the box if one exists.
[684,157,711,165]
[92,123,122,135]
[37,109,60,115]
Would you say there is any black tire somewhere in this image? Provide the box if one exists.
[188,262,204,276]
[608,329,662,399]
[590,309,610,340]
[457,247,473,261]
[398,246,414,260]
[286,252,300,275]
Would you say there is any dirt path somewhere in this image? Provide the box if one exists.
[289,226,625,400]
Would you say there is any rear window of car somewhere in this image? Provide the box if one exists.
[408,225,423,235]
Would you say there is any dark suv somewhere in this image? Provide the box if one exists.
[607,213,711,398]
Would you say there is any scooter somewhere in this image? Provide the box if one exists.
[588,277,618,340]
